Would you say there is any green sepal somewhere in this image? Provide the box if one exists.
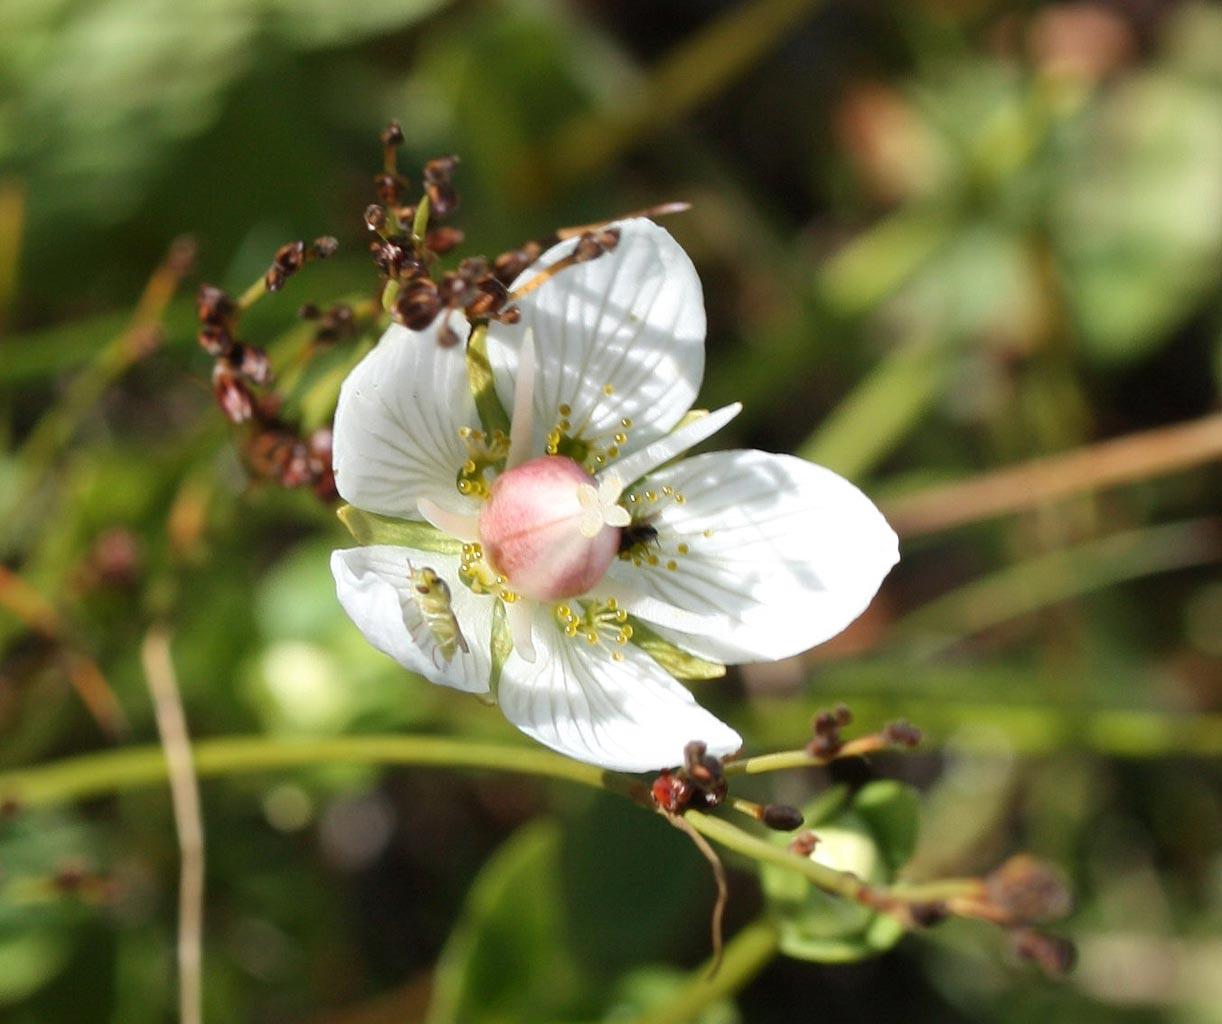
[466,322,511,437]
[380,277,400,313]
[627,617,726,681]
[412,194,431,244]
[336,505,463,554]
[485,598,513,705]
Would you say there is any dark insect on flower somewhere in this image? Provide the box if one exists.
[618,520,659,554]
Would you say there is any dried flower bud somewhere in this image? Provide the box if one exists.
[762,804,804,832]
[1009,928,1076,976]
[882,720,922,747]
[196,284,234,326]
[985,855,1073,925]
[198,325,230,357]
[311,236,339,260]
[788,831,820,857]
[436,322,461,348]
[374,172,408,206]
[426,226,464,254]
[212,365,253,423]
[381,121,404,147]
[230,343,272,387]
[651,770,691,814]
[423,155,459,185]
[274,240,306,274]
[393,278,442,330]
[493,243,542,285]
[365,204,388,232]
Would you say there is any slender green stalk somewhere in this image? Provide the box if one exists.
[0,736,640,809]
[626,919,781,1024]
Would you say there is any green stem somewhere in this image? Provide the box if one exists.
[626,918,781,1024]
[0,735,642,809]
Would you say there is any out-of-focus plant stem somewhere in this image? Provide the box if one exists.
[626,918,780,1024]
[531,0,825,195]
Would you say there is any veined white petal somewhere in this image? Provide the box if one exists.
[505,328,536,470]
[497,614,741,772]
[506,598,537,664]
[331,546,492,693]
[333,320,479,519]
[601,402,741,487]
[487,219,706,465]
[603,451,900,663]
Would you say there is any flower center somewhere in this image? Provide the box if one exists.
[477,455,628,602]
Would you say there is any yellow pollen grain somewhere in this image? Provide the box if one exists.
[647,555,659,566]
[666,560,677,571]
[677,543,689,554]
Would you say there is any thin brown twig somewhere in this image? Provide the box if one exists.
[883,412,1222,537]
[660,809,728,977]
[141,628,204,1024]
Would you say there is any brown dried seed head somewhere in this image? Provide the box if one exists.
[425,181,459,218]
[985,855,1073,924]
[197,325,230,357]
[374,172,407,205]
[423,155,459,184]
[212,365,254,423]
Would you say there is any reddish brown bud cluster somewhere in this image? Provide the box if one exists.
[246,425,336,501]
[264,236,339,293]
[299,302,357,344]
[807,704,853,758]
[881,720,923,748]
[197,284,267,424]
[649,741,732,816]
[423,155,460,217]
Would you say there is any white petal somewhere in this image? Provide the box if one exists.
[602,402,741,487]
[603,451,900,663]
[496,614,741,772]
[331,546,492,694]
[487,218,705,465]
[332,320,479,519]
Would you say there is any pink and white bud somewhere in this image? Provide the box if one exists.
[478,456,625,601]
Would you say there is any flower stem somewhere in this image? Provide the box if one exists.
[625,918,781,1024]
[0,735,643,809]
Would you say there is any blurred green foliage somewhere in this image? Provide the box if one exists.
[1,0,1220,1022]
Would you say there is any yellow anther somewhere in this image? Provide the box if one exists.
[677,543,689,554]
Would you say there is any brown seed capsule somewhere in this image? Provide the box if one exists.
[425,181,459,218]
[393,278,442,331]
[762,804,805,832]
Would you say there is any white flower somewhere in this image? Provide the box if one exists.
[330,219,899,772]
